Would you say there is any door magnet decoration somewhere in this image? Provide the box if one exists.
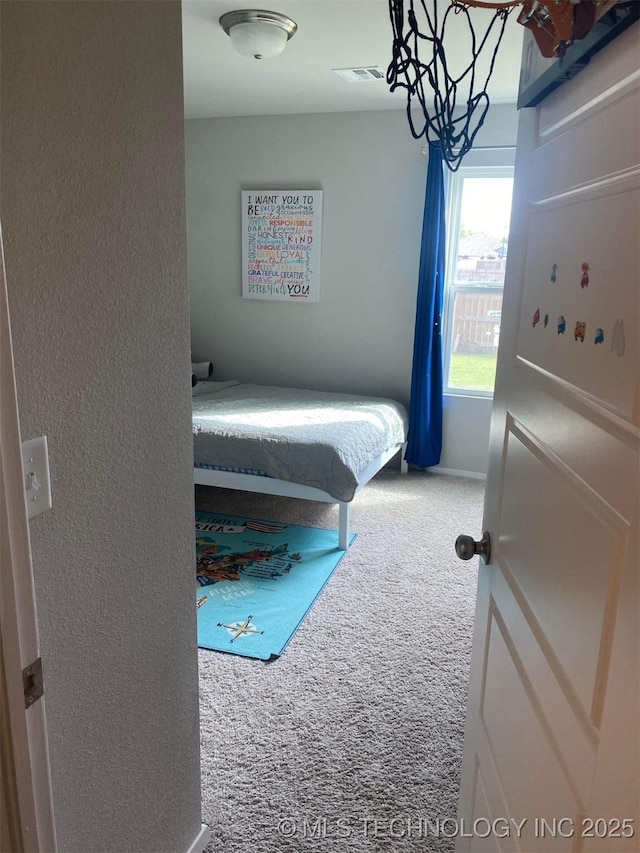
[580,262,590,288]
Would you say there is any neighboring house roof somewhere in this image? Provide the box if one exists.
[458,232,506,258]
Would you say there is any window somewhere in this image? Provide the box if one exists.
[443,166,514,396]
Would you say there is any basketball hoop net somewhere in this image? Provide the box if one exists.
[387,0,608,171]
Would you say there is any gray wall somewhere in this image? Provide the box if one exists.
[1,3,201,851]
[186,110,423,402]
[185,105,518,473]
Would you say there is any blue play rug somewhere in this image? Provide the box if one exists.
[195,512,356,660]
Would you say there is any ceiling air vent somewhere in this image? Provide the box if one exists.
[333,67,386,83]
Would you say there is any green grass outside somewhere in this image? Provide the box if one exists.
[449,352,497,392]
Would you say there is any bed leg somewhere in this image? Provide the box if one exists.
[338,502,350,550]
[400,442,408,474]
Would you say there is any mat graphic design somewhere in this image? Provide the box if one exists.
[195,512,355,659]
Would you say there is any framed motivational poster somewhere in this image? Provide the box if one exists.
[242,190,323,303]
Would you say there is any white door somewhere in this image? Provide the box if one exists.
[457,22,639,853]
[0,223,57,851]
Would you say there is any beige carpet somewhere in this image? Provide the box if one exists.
[196,469,483,852]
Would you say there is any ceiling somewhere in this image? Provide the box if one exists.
[182,0,525,119]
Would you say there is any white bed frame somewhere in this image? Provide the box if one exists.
[194,442,408,550]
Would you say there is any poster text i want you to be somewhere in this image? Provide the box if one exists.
[242,190,323,303]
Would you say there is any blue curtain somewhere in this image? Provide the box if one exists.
[405,141,446,468]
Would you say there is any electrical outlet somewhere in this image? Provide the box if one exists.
[22,436,52,518]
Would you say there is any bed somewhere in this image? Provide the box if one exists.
[192,381,409,549]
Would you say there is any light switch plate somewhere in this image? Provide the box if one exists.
[22,436,52,518]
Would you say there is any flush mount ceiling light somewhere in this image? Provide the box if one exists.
[219,10,298,60]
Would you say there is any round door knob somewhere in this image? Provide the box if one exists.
[455,531,491,564]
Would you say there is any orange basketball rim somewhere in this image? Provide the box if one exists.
[458,0,618,57]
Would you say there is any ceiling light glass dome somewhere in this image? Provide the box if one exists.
[220,10,298,60]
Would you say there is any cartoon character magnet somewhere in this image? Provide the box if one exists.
[595,328,604,345]
[557,315,566,334]
[533,308,540,327]
[550,263,558,284]
[574,321,586,342]
[581,262,590,288]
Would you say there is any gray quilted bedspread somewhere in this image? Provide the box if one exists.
[192,382,408,502]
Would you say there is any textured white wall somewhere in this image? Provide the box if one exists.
[1,3,201,851]
[185,105,518,474]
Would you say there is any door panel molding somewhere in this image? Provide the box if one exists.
[505,417,630,529]
[469,768,502,853]
[481,607,580,822]
[490,570,597,782]
[515,183,639,421]
[538,68,639,143]
[505,390,638,519]
[499,431,625,714]
[515,358,640,445]
[537,23,639,141]
[529,166,639,209]
[457,24,639,848]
